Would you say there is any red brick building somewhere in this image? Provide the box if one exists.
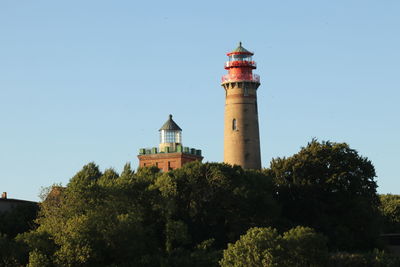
[138,115,203,172]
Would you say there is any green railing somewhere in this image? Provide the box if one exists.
[139,145,202,156]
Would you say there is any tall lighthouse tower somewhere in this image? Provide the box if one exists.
[221,42,261,169]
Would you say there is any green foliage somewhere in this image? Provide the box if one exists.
[158,162,279,248]
[0,234,27,267]
[190,239,222,267]
[18,161,277,266]
[379,194,400,233]
[21,163,161,266]
[220,227,284,267]
[266,140,380,250]
[282,226,328,267]
[220,226,328,267]
[13,140,391,265]
[328,249,400,267]
[165,220,190,253]
[27,250,52,267]
[16,230,56,264]
[67,162,102,189]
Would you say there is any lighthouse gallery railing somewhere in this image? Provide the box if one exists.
[221,73,260,83]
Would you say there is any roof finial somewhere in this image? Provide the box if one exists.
[169,114,172,120]
[239,41,242,47]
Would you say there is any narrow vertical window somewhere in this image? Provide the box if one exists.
[244,87,249,96]
[232,119,237,130]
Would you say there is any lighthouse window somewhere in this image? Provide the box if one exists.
[165,131,175,143]
[175,131,182,143]
[160,130,181,143]
[232,119,237,130]
[229,55,252,62]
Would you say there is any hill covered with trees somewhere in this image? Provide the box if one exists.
[1,140,399,266]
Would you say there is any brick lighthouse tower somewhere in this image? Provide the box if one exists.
[221,42,261,169]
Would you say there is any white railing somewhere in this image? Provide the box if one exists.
[221,73,260,83]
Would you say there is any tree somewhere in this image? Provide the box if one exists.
[220,227,284,267]
[151,161,279,266]
[21,163,162,266]
[379,194,400,233]
[282,226,328,267]
[153,162,279,250]
[266,140,380,251]
[0,233,27,267]
[220,226,328,267]
[328,250,400,267]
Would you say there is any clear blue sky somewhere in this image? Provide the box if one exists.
[1,0,399,201]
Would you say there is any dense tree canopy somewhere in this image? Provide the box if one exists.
[265,140,380,250]
[17,161,278,266]
[1,140,397,266]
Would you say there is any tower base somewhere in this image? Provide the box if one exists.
[138,152,203,172]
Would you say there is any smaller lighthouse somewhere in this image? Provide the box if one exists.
[159,114,182,153]
[138,115,203,171]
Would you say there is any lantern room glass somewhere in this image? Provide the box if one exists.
[160,129,182,144]
[229,54,252,62]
